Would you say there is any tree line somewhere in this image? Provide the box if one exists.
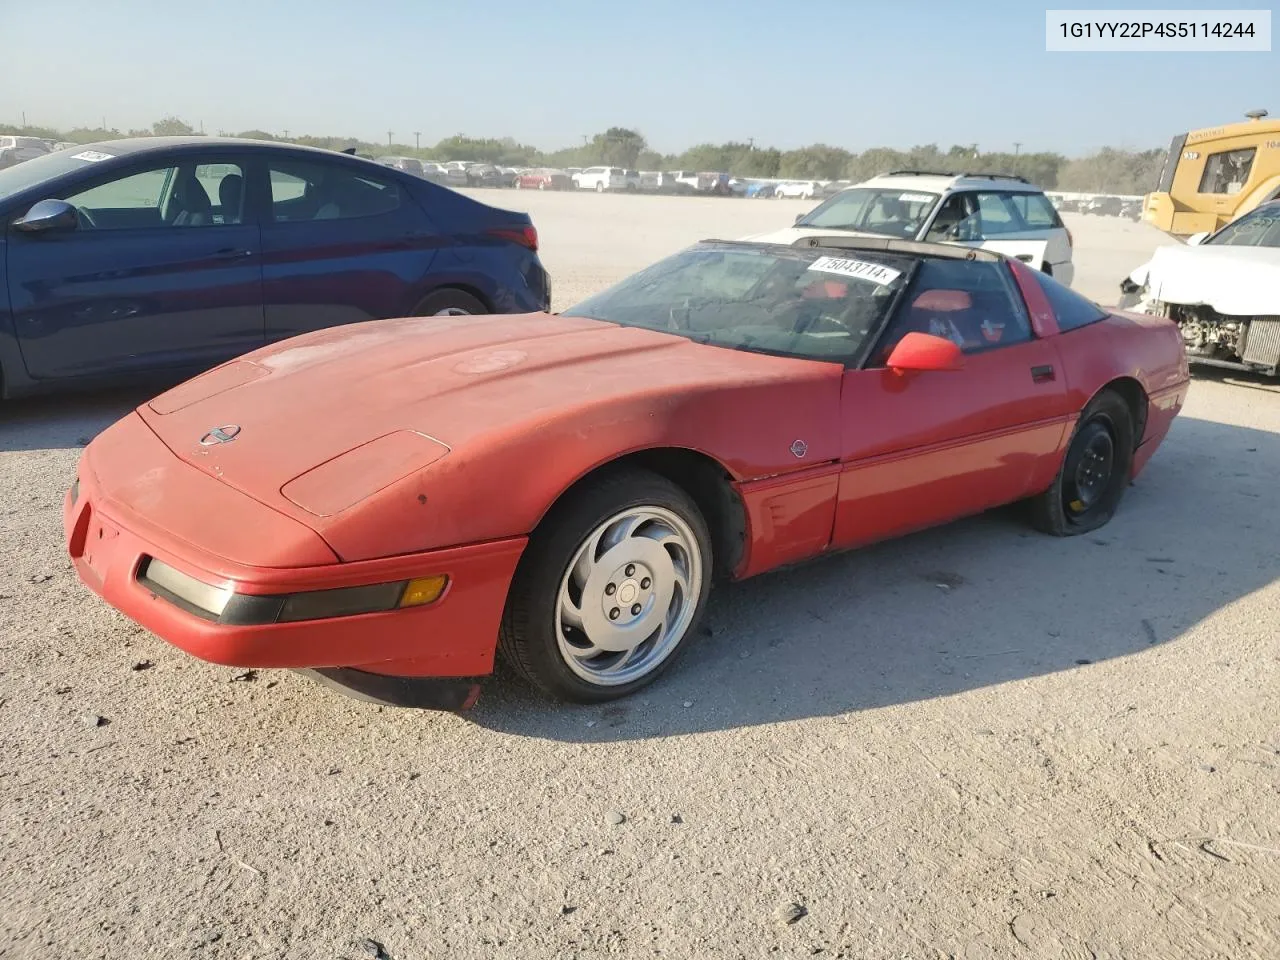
[2,116,1168,196]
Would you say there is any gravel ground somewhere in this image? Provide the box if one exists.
[2,193,1277,960]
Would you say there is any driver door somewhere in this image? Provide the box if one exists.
[832,257,1072,549]
[7,154,264,380]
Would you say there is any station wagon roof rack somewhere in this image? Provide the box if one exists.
[881,169,1032,184]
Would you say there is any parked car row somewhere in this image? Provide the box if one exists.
[1048,193,1143,220]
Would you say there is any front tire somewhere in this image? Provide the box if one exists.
[499,469,713,702]
[1028,389,1136,536]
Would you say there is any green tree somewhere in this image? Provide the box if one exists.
[151,116,198,137]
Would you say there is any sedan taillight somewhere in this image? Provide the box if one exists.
[487,225,538,252]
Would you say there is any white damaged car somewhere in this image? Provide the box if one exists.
[1119,200,1280,375]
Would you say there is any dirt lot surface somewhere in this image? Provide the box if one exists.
[2,193,1276,960]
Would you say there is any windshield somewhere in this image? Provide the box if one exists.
[797,187,941,239]
[563,243,913,361]
[1208,205,1280,247]
[0,148,118,204]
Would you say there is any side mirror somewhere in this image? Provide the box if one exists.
[1186,231,1210,246]
[794,213,804,224]
[12,199,78,234]
[886,332,964,374]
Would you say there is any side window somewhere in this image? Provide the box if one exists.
[1198,148,1255,195]
[63,161,245,229]
[1028,270,1108,332]
[974,192,1023,235]
[1007,192,1062,228]
[874,258,1032,362]
[268,160,401,222]
[925,193,975,241]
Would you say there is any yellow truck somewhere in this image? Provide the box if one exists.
[1144,109,1280,238]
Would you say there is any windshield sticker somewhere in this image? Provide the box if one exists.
[899,192,934,204]
[70,150,113,162]
[807,255,903,286]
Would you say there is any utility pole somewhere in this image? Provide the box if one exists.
[747,137,755,150]
[414,131,421,150]
[1013,142,1021,156]
[283,129,289,140]
[387,130,394,146]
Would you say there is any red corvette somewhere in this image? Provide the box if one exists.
[65,237,1189,709]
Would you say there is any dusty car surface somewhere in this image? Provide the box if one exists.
[1119,200,1280,374]
[65,236,1188,710]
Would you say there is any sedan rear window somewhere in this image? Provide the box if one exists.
[565,243,914,362]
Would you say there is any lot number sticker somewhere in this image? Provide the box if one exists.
[70,150,113,162]
[899,192,934,204]
[807,256,903,286]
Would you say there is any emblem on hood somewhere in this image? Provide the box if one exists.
[199,424,241,446]
[790,439,807,458]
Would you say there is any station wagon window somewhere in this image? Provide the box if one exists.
[1006,192,1061,228]
[1197,148,1255,194]
[268,160,401,222]
[63,161,246,228]
[873,258,1031,362]
[974,192,1023,235]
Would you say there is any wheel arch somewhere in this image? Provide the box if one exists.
[1092,376,1148,449]
[410,283,494,316]
[533,446,748,581]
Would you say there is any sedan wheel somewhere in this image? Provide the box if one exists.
[412,289,487,318]
[499,469,713,702]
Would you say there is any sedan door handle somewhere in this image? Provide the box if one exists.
[213,247,254,260]
[1031,364,1055,383]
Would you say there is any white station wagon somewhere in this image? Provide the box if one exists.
[746,171,1076,286]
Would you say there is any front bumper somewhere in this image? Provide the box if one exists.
[64,443,527,688]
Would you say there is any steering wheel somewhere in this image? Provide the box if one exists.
[766,295,854,336]
[74,205,96,229]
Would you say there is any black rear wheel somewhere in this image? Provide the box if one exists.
[412,289,487,317]
[1028,389,1136,536]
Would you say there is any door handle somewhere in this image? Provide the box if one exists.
[213,247,253,260]
[1031,364,1055,383]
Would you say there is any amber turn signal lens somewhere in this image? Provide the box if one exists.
[400,575,449,607]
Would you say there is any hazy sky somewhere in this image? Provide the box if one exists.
[1,0,1275,155]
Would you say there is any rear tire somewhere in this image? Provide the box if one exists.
[412,289,487,317]
[1028,389,1135,536]
[499,469,713,703]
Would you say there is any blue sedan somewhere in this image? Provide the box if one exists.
[0,137,551,398]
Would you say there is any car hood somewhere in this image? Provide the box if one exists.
[1138,243,1280,315]
[137,312,838,541]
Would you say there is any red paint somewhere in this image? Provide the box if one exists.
[68,284,1188,683]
